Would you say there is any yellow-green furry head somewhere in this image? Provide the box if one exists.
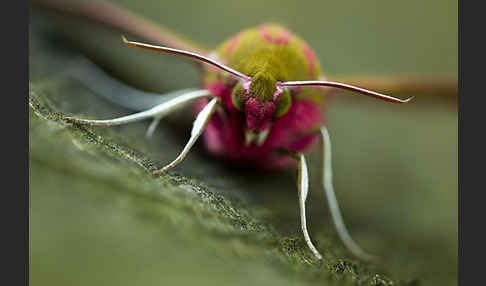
[217,24,322,82]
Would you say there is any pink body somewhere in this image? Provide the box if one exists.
[196,83,324,169]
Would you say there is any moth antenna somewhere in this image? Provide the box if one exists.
[122,36,250,81]
[280,80,413,103]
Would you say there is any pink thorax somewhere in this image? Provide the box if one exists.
[244,79,287,131]
[245,97,275,131]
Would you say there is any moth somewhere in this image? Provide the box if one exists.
[38,0,454,262]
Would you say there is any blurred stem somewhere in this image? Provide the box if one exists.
[32,0,208,54]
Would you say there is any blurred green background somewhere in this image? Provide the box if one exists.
[30,0,457,285]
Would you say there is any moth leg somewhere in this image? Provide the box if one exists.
[320,127,379,262]
[145,117,161,139]
[152,97,220,177]
[64,89,210,127]
[295,153,324,261]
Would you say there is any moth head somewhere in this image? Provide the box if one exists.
[119,36,412,132]
[231,71,292,131]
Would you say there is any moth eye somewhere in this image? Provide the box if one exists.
[274,89,291,117]
[231,82,247,111]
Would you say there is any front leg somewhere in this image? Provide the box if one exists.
[152,97,220,176]
[296,152,324,261]
[64,89,217,176]
[280,149,323,261]
[282,126,380,262]
[65,89,210,126]
[319,127,378,262]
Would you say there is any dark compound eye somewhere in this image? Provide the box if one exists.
[231,82,247,111]
[274,89,291,117]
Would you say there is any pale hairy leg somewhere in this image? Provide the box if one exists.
[320,127,379,262]
[296,153,324,261]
